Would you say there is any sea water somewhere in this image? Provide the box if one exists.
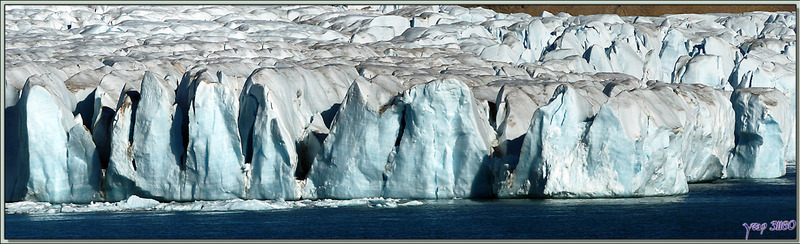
[4,168,796,239]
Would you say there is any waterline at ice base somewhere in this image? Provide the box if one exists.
[4,5,796,205]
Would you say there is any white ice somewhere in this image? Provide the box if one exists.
[4,5,796,203]
[4,195,424,214]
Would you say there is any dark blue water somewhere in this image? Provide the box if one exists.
[5,171,796,240]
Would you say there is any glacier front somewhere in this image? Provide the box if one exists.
[3,5,796,203]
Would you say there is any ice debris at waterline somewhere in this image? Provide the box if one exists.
[4,195,424,214]
[4,5,796,203]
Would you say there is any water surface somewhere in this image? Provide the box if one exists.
[5,171,796,239]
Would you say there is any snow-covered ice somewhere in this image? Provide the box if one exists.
[3,5,796,204]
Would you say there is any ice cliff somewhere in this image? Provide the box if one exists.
[4,5,796,202]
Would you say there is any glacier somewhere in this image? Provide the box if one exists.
[104,71,187,201]
[727,88,793,178]
[3,5,796,203]
[8,74,102,203]
[305,76,405,199]
[496,82,736,198]
[382,78,495,199]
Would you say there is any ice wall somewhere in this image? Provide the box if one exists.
[727,88,793,178]
[305,76,405,199]
[4,5,795,203]
[10,75,101,203]
[104,72,187,201]
[383,78,495,199]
